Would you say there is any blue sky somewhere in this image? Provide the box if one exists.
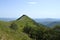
[0,0,60,18]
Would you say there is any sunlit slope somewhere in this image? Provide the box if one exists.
[0,20,32,40]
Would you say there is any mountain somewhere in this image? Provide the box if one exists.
[35,18,60,27]
[12,15,46,31]
[8,15,48,40]
[0,15,37,40]
[0,18,16,21]
[0,15,45,40]
[0,15,60,40]
[47,21,60,27]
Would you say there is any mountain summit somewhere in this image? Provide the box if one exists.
[16,14,39,27]
[17,15,29,20]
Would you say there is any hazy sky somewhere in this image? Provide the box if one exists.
[0,0,60,18]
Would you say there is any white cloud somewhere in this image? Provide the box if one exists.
[28,2,37,4]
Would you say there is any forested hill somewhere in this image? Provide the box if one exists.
[0,15,60,40]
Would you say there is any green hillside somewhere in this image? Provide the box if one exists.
[0,15,60,40]
[13,15,46,31]
[0,15,33,40]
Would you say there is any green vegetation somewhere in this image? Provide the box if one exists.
[0,15,60,40]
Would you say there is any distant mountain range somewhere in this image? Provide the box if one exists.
[35,18,60,27]
[0,18,16,21]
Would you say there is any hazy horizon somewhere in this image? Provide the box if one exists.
[0,0,60,18]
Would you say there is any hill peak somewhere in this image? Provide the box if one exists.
[21,15,27,17]
[17,15,30,20]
